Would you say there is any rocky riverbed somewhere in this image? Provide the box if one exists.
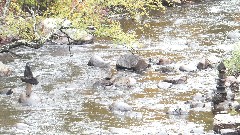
[0,0,240,134]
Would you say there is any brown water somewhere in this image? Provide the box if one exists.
[0,0,240,134]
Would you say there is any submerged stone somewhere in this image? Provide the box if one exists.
[109,102,132,112]
[0,88,14,95]
[18,92,41,106]
[163,76,187,84]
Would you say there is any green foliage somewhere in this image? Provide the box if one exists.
[1,0,165,45]
[225,42,240,75]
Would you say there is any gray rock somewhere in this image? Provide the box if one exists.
[0,88,14,95]
[116,54,149,73]
[227,30,240,41]
[0,61,12,77]
[221,129,238,135]
[157,58,172,65]
[163,76,187,84]
[213,114,240,133]
[197,59,213,70]
[19,92,41,106]
[179,64,197,72]
[40,18,93,45]
[156,66,176,73]
[162,0,182,7]
[88,55,110,68]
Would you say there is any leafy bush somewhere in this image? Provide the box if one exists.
[1,0,165,45]
[225,42,240,75]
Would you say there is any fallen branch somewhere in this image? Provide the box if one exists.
[0,40,43,53]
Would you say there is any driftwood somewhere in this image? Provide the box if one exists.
[0,40,43,53]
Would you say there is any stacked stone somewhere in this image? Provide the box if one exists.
[212,61,227,106]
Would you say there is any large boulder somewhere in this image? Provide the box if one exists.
[116,54,149,73]
[40,18,93,45]
[0,61,12,76]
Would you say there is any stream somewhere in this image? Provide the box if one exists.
[0,0,240,134]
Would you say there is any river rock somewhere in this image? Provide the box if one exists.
[155,66,176,73]
[179,64,197,72]
[157,81,172,89]
[157,58,172,65]
[0,88,14,95]
[213,114,240,134]
[19,92,41,106]
[109,102,132,112]
[163,76,187,84]
[88,55,110,68]
[0,61,12,76]
[116,54,149,73]
[197,59,213,70]
[162,0,182,7]
[225,76,238,87]
[234,104,240,112]
[14,123,29,130]
[227,30,240,41]
[92,78,114,90]
[225,76,239,92]
[113,76,136,88]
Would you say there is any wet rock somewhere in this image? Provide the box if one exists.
[92,77,114,90]
[18,92,41,106]
[225,76,239,92]
[14,123,29,130]
[220,129,238,135]
[161,0,182,7]
[113,76,136,88]
[155,66,176,73]
[179,64,197,72]
[87,55,110,68]
[157,58,172,65]
[163,76,187,84]
[234,104,240,112]
[197,59,213,70]
[227,30,240,41]
[0,88,14,95]
[213,114,240,134]
[225,76,238,87]
[226,90,235,101]
[109,102,132,112]
[0,61,12,76]
[116,54,149,73]
[21,63,39,85]
[157,81,172,89]
[212,100,232,113]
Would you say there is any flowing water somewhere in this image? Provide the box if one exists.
[0,0,240,134]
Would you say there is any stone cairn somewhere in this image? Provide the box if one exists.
[212,61,227,109]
